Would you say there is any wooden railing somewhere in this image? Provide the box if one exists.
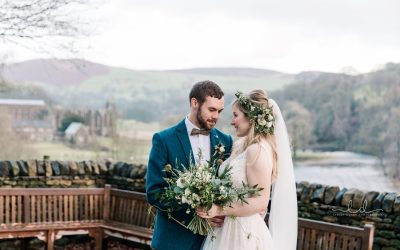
[0,186,374,250]
[109,189,153,228]
[0,185,153,250]
[297,218,374,250]
[0,188,105,226]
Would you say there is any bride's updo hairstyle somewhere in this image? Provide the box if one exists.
[233,89,278,179]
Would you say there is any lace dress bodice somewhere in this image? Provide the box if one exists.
[218,147,248,188]
[202,138,275,250]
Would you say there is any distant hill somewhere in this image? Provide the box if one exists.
[2,58,294,92]
[2,59,110,86]
[1,59,297,119]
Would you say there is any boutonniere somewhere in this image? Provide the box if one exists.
[213,142,226,166]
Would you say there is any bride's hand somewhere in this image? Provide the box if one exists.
[196,204,222,218]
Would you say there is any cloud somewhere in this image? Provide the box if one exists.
[3,0,400,73]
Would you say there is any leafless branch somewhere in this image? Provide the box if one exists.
[0,0,92,57]
[0,0,88,38]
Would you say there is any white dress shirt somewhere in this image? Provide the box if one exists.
[185,116,211,164]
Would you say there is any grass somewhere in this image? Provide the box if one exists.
[23,119,156,163]
[25,141,109,161]
[293,151,333,162]
[26,138,152,164]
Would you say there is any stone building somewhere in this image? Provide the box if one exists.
[0,99,54,141]
[0,98,118,142]
[65,122,90,145]
[54,101,118,138]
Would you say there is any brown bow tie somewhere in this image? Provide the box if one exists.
[191,128,211,136]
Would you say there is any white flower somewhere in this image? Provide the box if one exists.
[268,114,273,121]
[181,196,188,204]
[267,122,273,128]
[192,193,200,201]
[177,178,185,188]
[203,173,211,182]
[257,118,267,126]
[195,172,202,179]
[219,185,226,193]
[185,188,192,196]
[215,144,225,153]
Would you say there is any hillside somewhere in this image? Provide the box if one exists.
[1,58,295,120]
[2,58,294,94]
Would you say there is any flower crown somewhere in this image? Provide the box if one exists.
[235,91,275,135]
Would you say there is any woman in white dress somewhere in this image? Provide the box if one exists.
[197,90,298,250]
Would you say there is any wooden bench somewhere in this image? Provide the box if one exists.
[102,188,153,248]
[297,218,374,250]
[0,185,154,250]
[111,192,374,250]
[0,186,374,250]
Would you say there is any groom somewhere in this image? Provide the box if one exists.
[146,80,233,250]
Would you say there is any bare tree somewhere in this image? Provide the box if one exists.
[285,101,314,158]
[0,0,91,54]
[384,105,400,179]
[0,111,36,159]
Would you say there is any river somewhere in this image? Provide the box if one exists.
[294,151,400,193]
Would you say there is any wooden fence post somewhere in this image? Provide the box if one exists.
[103,184,111,221]
[23,194,30,223]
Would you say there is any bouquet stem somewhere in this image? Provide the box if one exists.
[187,215,214,236]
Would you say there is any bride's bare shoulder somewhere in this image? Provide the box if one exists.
[246,141,273,159]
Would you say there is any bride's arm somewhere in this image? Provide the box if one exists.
[198,143,273,218]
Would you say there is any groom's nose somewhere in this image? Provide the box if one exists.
[212,112,220,120]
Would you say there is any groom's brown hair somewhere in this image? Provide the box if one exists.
[189,80,224,105]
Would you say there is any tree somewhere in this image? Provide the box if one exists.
[0,0,90,54]
[0,112,35,159]
[285,101,314,158]
[385,107,400,178]
[59,113,84,132]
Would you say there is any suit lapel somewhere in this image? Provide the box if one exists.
[210,129,219,161]
[176,119,195,166]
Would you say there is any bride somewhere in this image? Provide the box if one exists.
[197,90,298,250]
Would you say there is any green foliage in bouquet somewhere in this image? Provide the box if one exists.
[155,150,263,236]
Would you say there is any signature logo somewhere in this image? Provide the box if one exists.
[328,200,385,217]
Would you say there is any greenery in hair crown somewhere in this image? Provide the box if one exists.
[235,91,275,135]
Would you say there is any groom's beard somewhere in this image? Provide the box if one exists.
[196,105,217,130]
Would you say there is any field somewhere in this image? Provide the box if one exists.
[25,119,158,164]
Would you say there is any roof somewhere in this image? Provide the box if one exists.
[0,99,46,106]
[65,122,83,135]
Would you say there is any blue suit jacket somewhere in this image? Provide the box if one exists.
[146,119,233,250]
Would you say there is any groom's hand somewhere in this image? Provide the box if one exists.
[209,216,225,228]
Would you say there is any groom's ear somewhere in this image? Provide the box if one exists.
[190,97,199,108]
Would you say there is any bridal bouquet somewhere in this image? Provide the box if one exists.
[157,149,263,235]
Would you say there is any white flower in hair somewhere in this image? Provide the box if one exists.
[258,118,267,126]
[235,91,275,135]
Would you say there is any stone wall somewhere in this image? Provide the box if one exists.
[0,160,146,191]
[297,181,400,250]
[1,160,400,249]
[0,159,147,250]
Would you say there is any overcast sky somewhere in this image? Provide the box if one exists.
[3,0,400,74]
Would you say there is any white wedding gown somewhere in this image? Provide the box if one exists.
[202,141,274,250]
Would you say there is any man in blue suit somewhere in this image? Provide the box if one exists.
[146,81,233,250]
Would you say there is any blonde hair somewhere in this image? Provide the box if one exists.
[233,89,278,180]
